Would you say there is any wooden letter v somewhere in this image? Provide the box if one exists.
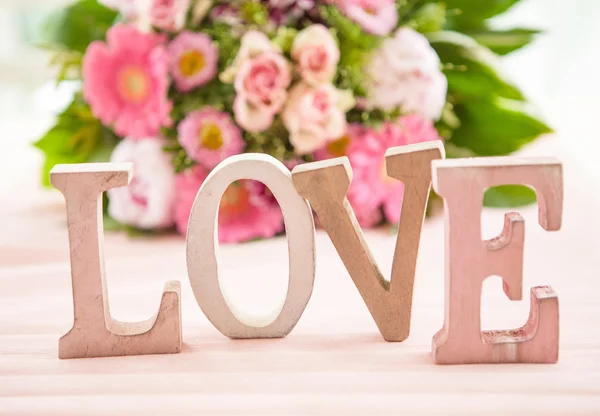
[292,141,444,341]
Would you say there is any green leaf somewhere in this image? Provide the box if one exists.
[196,22,241,72]
[408,3,446,33]
[484,185,537,207]
[468,28,540,55]
[103,214,125,231]
[34,95,119,187]
[41,0,117,54]
[441,0,520,30]
[321,5,382,96]
[240,1,269,27]
[272,27,297,55]
[428,31,524,101]
[450,97,552,156]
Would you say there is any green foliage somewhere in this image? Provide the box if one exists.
[428,31,524,101]
[440,0,520,30]
[201,22,242,72]
[170,79,236,121]
[41,0,117,54]
[32,0,549,211]
[483,185,537,207]
[408,3,446,33]
[435,102,461,140]
[240,1,269,27]
[467,27,540,55]
[34,96,119,187]
[321,5,381,96]
[347,107,403,127]
[243,118,296,162]
[450,97,552,156]
[272,27,298,55]
[49,49,84,83]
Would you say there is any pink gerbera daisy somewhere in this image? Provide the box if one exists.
[83,24,172,139]
[314,124,365,160]
[174,168,284,243]
[217,180,285,243]
[168,31,218,92]
[178,108,245,169]
[312,125,381,227]
[346,115,442,224]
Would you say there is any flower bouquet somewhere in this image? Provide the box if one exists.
[35,0,551,242]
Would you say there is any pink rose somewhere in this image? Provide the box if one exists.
[148,0,190,32]
[233,52,291,132]
[220,30,280,83]
[291,24,339,85]
[282,82,355,155]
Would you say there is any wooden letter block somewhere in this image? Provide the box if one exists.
[51,163,182,359]
[186,154,315,339]
[431,157,563,364]
[292,141,445,341]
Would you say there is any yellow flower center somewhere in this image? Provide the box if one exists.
[117,66,149,103]
[326,135,351,157]
[179,50,206,77]
[199,123,224,150]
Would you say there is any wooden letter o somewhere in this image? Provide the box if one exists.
[186,154,316,339]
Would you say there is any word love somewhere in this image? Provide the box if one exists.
[50,141,563,365]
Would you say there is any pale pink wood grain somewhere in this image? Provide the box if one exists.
[1,140,600,415]
[50,163,182,359]
[431,157,562,364]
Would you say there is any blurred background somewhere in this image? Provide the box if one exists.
[0,0,598,192]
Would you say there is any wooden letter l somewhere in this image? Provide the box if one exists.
[51,163,182,359]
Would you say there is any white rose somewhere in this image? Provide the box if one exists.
[107,138,176,229]
[283,82,355,155]
[291,24,340,85]
[366,27,447,121]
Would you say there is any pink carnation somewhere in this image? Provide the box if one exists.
[314,124,363,160]
[338,0,398,36]
[312,125,381,227]
[168,31,218,92]
[174,166,208,235]
[83,24,172,139]
[174,169,284,243]
[346,115,442,225]
[178,108,245,169]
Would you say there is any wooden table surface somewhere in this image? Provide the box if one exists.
[1,139,599,415]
